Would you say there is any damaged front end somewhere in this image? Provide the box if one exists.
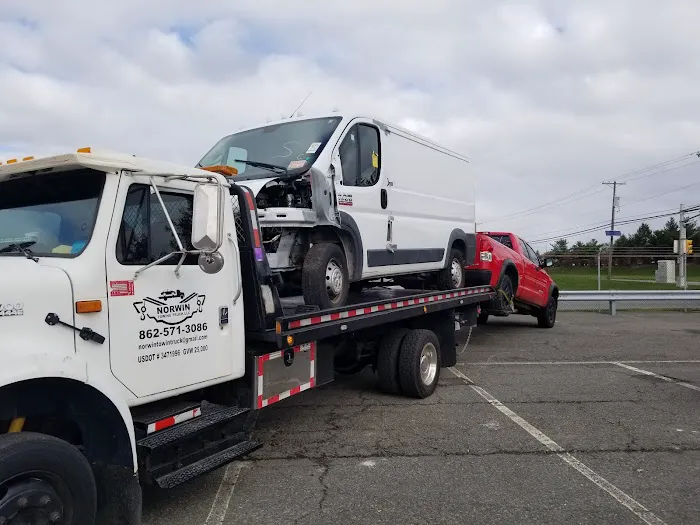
[249,166,340,272]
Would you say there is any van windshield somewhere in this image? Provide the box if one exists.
[197,116,342,181]
[0,169,105,257]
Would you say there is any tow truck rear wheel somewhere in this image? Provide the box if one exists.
[302,243,350,309]
[377,328,410,395]
[398,329,442,398]
[0,432,97,525]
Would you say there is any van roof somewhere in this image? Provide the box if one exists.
[218,112,470,162]
[0,147,225,183]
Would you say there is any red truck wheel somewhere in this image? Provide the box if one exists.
[537,295,557,328]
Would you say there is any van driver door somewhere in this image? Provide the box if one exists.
[333,120,389,278]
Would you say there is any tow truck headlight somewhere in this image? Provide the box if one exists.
[480,251,493,262]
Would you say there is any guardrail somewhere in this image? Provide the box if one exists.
[559,290,700,314]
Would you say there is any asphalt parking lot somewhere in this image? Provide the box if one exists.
[142,311,700,525]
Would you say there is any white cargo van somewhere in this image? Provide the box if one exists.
[197,114,476,308]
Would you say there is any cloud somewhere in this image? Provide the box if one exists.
[2,0,700,249]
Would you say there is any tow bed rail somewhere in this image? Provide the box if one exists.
[273,286,494,348]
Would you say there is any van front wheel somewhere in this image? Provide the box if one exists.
[302,243,350,309]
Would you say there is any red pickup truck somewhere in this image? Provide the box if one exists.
[464,232,559,328]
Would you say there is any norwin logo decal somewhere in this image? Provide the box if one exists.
[133,290,205,325]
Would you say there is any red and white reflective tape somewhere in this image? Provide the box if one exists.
[287,287,491,329]
[257,342,316,409]
[146,407,202,434]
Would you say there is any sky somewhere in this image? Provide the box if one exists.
[1,0,699,251]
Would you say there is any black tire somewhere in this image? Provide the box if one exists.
[497,274,514,311]
[537,295,557,328]
[436,248,466,290]
[398,329,442,398]
[477,312,489,325]
[302,243,350,309]
[0,432,97,525]
[377,328,410,395]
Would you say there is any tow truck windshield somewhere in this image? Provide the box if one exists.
[197,116,342,181]
[0,168,106,257]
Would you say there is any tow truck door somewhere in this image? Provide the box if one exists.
[105,175,241,398]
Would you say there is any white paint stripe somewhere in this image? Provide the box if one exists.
[205,462,245,524]
[613,362,700,392]
[448,367,668,525]
[465,360,700,366]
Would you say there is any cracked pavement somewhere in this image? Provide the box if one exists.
[142,312,700,524]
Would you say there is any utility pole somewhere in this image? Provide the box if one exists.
[679,204,687,289]
[602,181,625,278]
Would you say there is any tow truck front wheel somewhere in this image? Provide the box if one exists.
[0,432,97,525]
[398,329,442,398]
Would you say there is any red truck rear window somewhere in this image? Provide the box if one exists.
[487,234,513,249]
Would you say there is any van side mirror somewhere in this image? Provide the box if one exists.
[191,183,224,253]
[541,258,553,268]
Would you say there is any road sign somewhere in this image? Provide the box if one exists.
[605,230,621,237]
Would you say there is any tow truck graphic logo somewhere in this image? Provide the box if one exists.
[133,290,205,325]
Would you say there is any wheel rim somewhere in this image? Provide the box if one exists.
[419,342,438,386]
[325,258,344,300]
[450,258,462,288]
[0,473,70,524]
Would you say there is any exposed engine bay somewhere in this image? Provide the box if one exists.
[255,175,313,211]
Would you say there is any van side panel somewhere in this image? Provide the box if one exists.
[377,127,475,275]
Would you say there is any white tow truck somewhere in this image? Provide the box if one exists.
[0,149,493,525]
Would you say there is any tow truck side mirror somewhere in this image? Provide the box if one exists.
[541,258,553,268]
[192,183,225,274]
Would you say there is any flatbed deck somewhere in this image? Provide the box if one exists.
[265,285,495,348]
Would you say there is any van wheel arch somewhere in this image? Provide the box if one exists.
[309,216,363,282]
[445,229,475,269]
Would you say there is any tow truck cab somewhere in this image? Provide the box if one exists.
[0,149,493,525]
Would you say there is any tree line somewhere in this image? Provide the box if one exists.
[546,217,699,255]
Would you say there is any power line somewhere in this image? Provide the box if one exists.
[620,179,700,207]
[529,206,700,244]
[480,150,700,223]
[517,206,681,239]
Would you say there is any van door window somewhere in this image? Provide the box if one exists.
[339,125,359,186]
[338,123,381,187]
[358,124,380,187]
[116,184,198,266]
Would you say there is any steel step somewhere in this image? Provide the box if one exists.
[137,406,249,450]
[131,400,201,431]
[154,439,262,489]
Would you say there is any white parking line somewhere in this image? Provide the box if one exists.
[613,362,700,392]
[204,462,245,525]
[449,367,668,525]
[465,360,700,366]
